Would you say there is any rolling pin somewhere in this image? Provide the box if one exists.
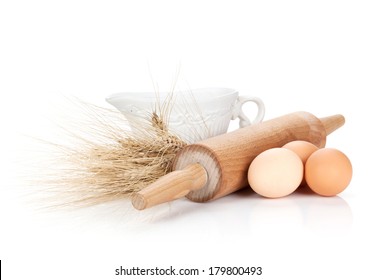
[132,111,345,210]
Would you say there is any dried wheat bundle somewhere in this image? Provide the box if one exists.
[39,97,187,207]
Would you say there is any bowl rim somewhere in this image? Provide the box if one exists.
[106,87,238,102]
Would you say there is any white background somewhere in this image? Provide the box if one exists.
[1,0,375,279]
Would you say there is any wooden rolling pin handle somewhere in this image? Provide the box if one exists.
[320,114,345,135]
[132,163,208,210]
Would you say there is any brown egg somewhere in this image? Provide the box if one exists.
[283,140,320,188]
[283,140,319,164]
[248,148,304,198]
[305,148,352,196]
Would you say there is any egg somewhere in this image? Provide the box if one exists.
[305,148,352,196]
[248,148,304,198]
[283,140,320,188]
[283,140,319,164]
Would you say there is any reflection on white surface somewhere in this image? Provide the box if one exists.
[248,188,352,236]
[295,187,353,233]
[38,187,352,239]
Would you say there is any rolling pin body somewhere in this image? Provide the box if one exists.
[132,111,345,210]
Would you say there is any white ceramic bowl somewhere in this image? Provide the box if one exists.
[106,88,265,143]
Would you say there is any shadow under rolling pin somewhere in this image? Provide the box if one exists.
[132,111,345,210]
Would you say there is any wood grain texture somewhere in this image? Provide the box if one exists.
[320,114,345,135]
[132,163,207,210]
[173,144,222,202]
[132,111,345,209]
[174,111,344,202]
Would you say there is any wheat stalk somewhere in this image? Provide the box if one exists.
[38,96,187,207]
